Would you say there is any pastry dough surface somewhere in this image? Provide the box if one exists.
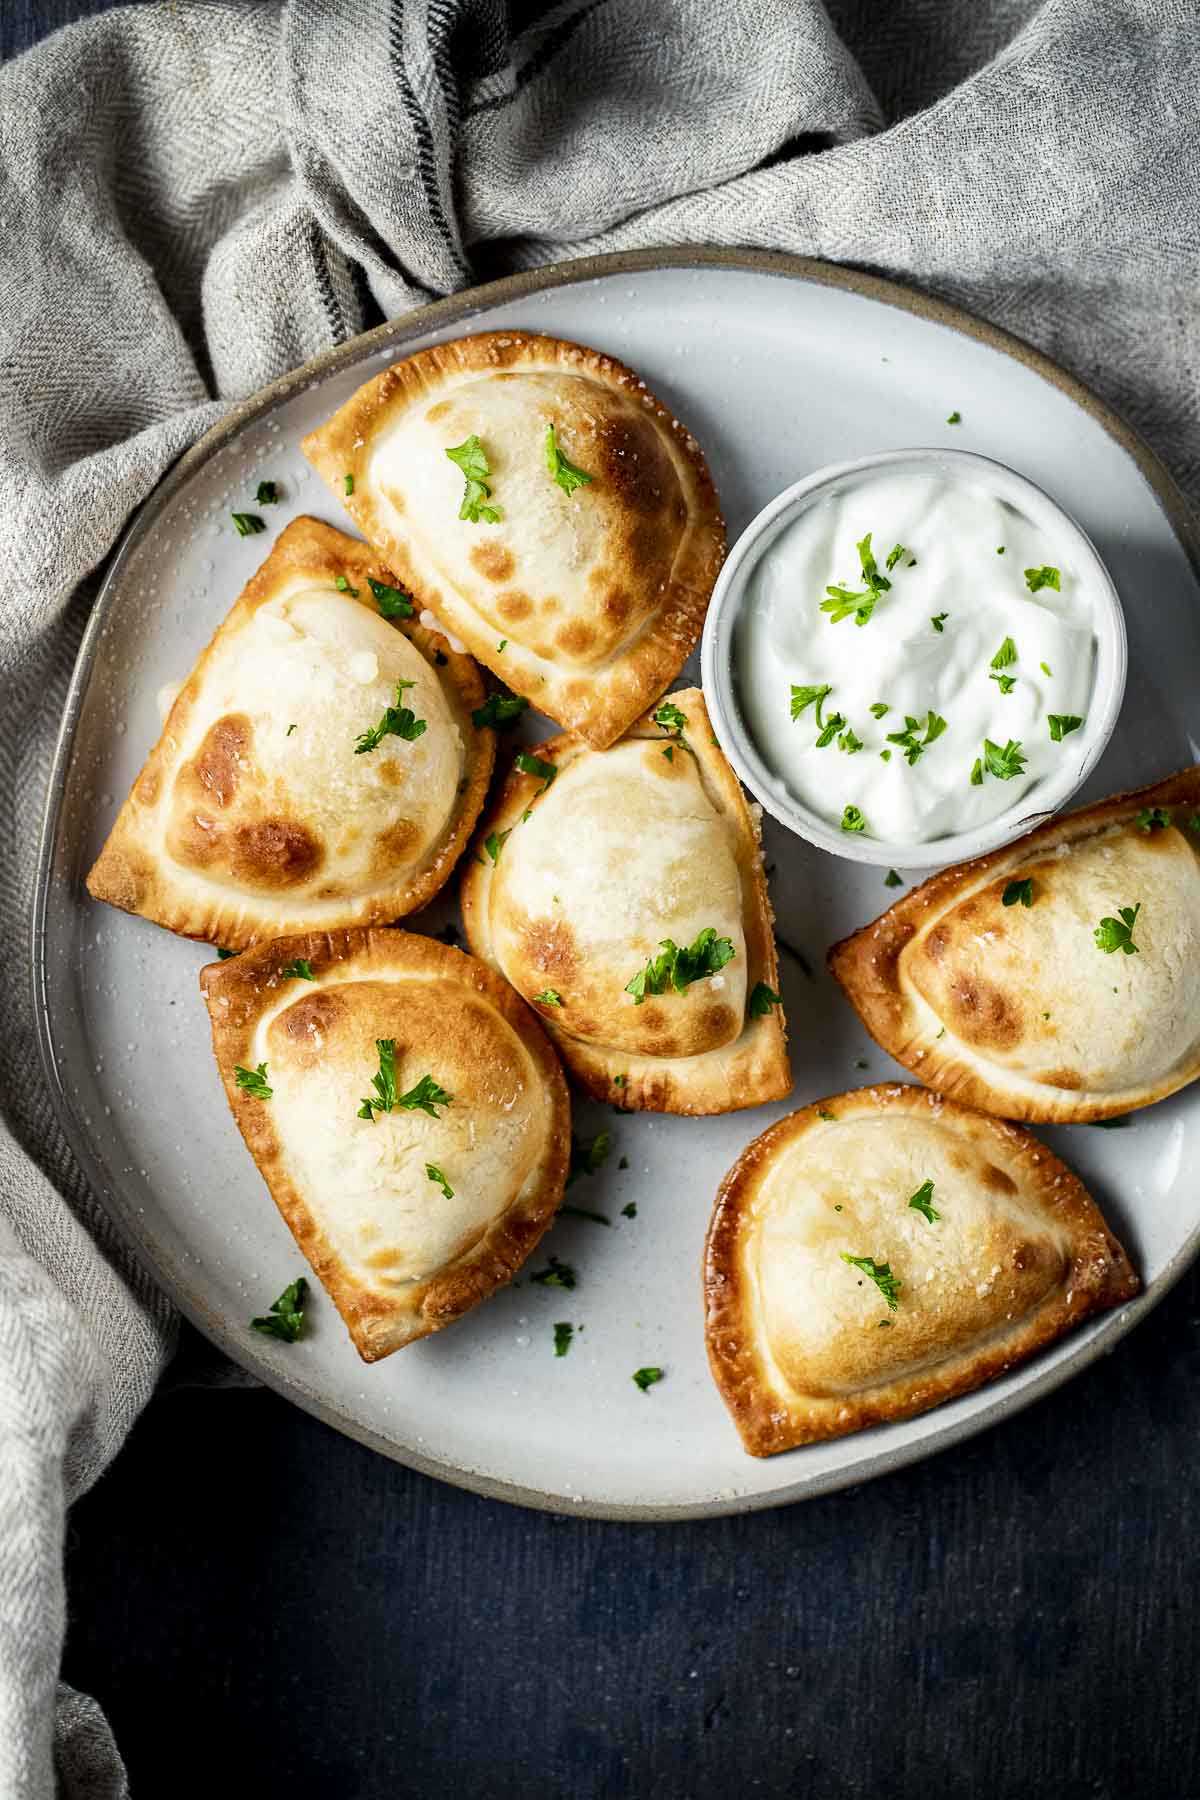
[461,689,790,1114]
[704,1084,1138,1455]
[301,333,725,748]
[201,929,570,1360]
[87,517,492,948]
[829,768,1200,1122]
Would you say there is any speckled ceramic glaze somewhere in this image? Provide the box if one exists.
[34,250,1200,1519]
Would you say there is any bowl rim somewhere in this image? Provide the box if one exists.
[700,446,1129,868]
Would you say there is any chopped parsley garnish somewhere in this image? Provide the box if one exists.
[1187,814,1200,836]
[621,1202,637,1219]
[545,423,594,496]
[483,829,511,865]
[367,576,415,620]
[255,480,278,505]
[790,683,833,723]
[334,574,360,596]
[989,637,1018,696]
[997,546,1006,555]
[357,1040,452,1121]
[234,1062,272,1099]
[931,612,948,633]
[426,1164,454,1199]
[513,749,557,796]
[612,1074,626,1088]
[632,1367,664,1393]
[396,1073,453,1117]
[884,868,903,887]
[344,473,355,496]
[907,1179,940,1223]
[498,639,507,652]
[357,1040,400,1121]
[626,928,734,1003]
[857,532,887,589]
[251,1276,307,1343]
[818,1109,837,1122]
[885,543,908,571]
[991,638,1017,666]
[1024,565,1060,592]
[1094,903,1141,956]
[231,512,265,536]
[567,1129,613,1186]
[654,700,689,735]
[354,680,426,754]
[821,532,891,627]
[975,737,1027,783]
[1048,713,1084,742]
[788,680,852,752]
[654,700,692,759]
[446,435,502,523]
[886,710,947,766]
[472,692,529,730]
[216,947,238,959]
[533,989,563,1006]
[947,410,962,424]
[553,1322,574,1357]
[531,1256,576,1290]
[869,702,890,719]
[840,804,868,834]
[1137,806,1171,832]
[286,723,297,736]
[561,1206,610,1226]
[748,981,782,1017]
[1040,661,1053,677]
[279,959,315,980]
[841,1253,901,1310]
[1002,878,1034,908]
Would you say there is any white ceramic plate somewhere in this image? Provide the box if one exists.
[35,250,1200,1520]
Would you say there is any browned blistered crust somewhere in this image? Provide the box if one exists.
[460,689,790,1116]
[87,517,493,949]
[829,767,1200,1123]
[704,1084,1139,1456]
[301,332,726,749]
[200,928,571,1362]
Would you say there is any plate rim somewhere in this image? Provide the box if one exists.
[31,245,1200,1523]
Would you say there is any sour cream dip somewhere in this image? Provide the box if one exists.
[711,454,1123,859]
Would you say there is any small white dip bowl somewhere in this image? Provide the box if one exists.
[700,448,1128,868]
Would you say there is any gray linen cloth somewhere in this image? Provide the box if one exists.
[1,0,1197,1790]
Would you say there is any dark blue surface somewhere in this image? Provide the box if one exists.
[61,1285,1200,1798]
[11,4,1200,1794]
